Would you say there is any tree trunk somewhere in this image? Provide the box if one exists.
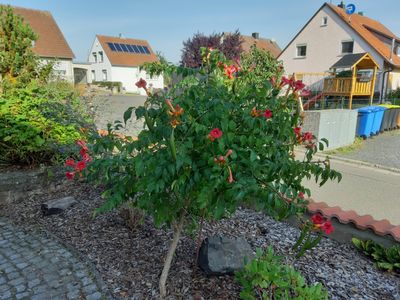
[159,213,185,299]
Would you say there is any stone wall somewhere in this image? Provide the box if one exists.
[0,167,68,205]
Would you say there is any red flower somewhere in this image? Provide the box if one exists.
[227,166,234,183]
[280,76,294,87]
[322,220,334,235]
[75,161,87,172]
[311,213,325,225]
[224,64,238,79]
[66,172,75,180]
[135,78,147,89]
[293,80,305,91]
[65,158,76,167]
[298,192,305,199]
[300,89,311,97]
[303,132,313,141]
[208,128,223,141]
[81,153,91,162]
[263,109,272,119]
[77,140,88,151]
[294,127,301,135]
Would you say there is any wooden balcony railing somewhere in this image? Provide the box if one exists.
[323,77,372,96]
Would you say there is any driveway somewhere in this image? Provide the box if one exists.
[90,94,147,137]
[335,130,400,169]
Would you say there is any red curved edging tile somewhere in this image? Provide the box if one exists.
[307,200,400,242]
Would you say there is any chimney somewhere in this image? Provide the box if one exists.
[338,1,345,8]
[252,32,260,39]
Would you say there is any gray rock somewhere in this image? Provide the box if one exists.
[41,197,77,215]
[198,235,254,275]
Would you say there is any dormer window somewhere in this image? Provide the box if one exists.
[92,52,97,63]
[322,16,328,26]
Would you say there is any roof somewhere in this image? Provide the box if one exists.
[278,3,400,67]
[240,35,281,58]
[327,3,400,67]
[10,6,74,59]
[96,35,158,67]
[330,53,367,69]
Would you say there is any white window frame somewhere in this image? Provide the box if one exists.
[321,16,328,26]
[102,69,107,81]
[99,51,104,63]
[296,44,307,58]
[92,52,97,63]
[341,40,354,54]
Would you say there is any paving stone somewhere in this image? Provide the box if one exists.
[0,217,105,299]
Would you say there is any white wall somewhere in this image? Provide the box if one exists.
[41,58,74,82]
[111,66,164,95]
[279,5,385,91]
[87,37,112,83]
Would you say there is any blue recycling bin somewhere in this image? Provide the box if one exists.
[370,106,386,135]
[357,107,375,138]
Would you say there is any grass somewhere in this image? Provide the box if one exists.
[323,137,364,155]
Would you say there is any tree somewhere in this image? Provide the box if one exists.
[0,5,52,89]
[181,30,242,67]
[85,48,341,298]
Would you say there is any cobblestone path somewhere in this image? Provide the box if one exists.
[0,218,106,300]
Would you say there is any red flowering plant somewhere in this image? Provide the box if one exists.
[65,140,91,179]
[84,47,341,298]
[292,212,335,258]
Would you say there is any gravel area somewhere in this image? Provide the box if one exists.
[1,181,399,299]
[336,130,400,169]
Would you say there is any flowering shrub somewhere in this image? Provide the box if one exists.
[235,247,328,299]
[65,140,91,179]
[84,48,341,297]
[292,213,334,258]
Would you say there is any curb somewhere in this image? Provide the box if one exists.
[295,148,400,174]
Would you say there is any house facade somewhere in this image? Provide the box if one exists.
[278,2,400,98]
[88,35,163,95]
[12,6,75,82]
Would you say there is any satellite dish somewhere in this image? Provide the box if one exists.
[346,4,356,15]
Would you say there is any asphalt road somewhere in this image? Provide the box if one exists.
[302,155,400,225]
[91,94,147,137]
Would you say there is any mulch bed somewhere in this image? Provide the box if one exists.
[1,181,399,299]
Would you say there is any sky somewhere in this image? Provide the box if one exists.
[1,0,400,64]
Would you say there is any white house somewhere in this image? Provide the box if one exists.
[278,2,400,98]
[12,6,75,82]
[88,35,163,95]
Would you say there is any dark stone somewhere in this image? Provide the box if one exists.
[41,197,77,216]
[198,235,254,275]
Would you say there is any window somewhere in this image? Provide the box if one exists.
[102,70,107,81]
[341,41,354,54]
[99,51,104,63]
[92,52,97,63]
[91,70,96,81]
[322,16,328,26]
[296,44,307,58]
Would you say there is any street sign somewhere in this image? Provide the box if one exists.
[346,4,356,15]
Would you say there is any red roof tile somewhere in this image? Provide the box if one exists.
[240,35,281,58]
[10,6,74,59]
[327,3,400,67]
[97,35,158,67]
[308,200,400,242]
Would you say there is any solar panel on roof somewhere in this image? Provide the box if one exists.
[137,45,145,54]
[126,44,134,52]
[131,45,140,53]
[107,42,116,51]
[120,44,129,52]
[114,43,122,52]
[142,46,150,54]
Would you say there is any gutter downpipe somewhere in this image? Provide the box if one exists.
[380,39,396,103]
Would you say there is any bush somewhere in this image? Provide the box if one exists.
[0,80,92,165]
[235,247,328,300]
[84,48,340,297]
[92,81,122,92]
